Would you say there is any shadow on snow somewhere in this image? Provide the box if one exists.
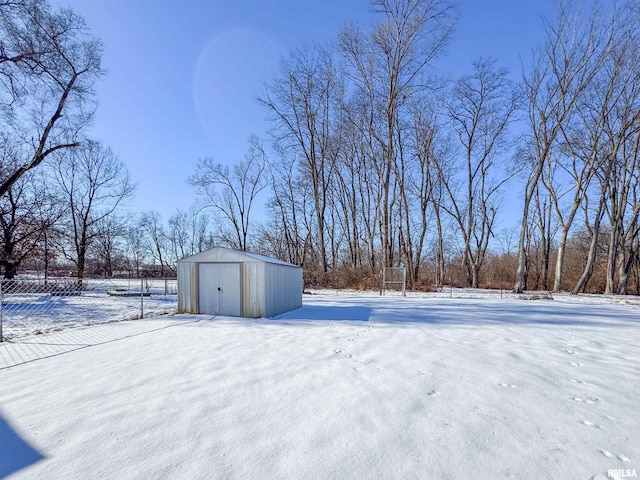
[0,411,44,478]
[269,296,640,328]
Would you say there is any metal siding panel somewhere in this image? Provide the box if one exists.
[241,262,264,318]
[255,262,268,317]
[177,261,196,313]
[264,263,275,317]
[256,263,265,318]
[264,264,302,317]
[242,263,250,317]
[243,262,256,318]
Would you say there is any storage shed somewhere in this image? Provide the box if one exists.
[177,247,302,318]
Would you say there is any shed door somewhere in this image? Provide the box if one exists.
[198,263,241,316]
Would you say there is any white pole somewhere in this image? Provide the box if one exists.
[403,267,406,297]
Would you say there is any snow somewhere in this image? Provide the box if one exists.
[0,292,638,479]
[1,278,177,340]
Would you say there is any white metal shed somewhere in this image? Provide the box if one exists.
[177,247,302,318]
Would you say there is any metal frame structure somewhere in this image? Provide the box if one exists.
[380,267,406,296]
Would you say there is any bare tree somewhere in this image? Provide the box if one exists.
[263,144,313,266]
[0,170,61,278]
[336,92,384,274]
[166,207,213,261]
[139,210,170,275]
[124,223,146,277]
[567,8,640,294]
[190,138,268,251]
[0,0,103,197]
[339,0,454,268]
[53,140,135,287]
[441,58,519,287]
[532,186,555,290]
[93,215,127,277]
[260,44,342,271]
[514,0,613,292]
[408,98,446,284]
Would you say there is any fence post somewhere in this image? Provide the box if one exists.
[140,278,144,320]
[402,268,407,297]
[0,281,3,342]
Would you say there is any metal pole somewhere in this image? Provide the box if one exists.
[402,268,406,297]
[140,278,144,319]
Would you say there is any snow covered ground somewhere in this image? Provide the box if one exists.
[1,278,177,340]
[0,292,638,479]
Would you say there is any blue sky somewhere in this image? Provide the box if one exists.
[51,0,555,224]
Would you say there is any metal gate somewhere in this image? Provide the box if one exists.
[197,263,242,316]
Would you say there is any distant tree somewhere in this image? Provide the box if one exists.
[189,138,268,251]
[0,0,103,197]
[338,0,454,268]
[93,215,127,277]
[139,210,170,275]
[263,144,313,266]
[260,44,342,272]
[410,100,450,286]
[124,224,147,277]
[53,140,135,288]
[441,58,520,288]
[0,170,61,278]
[166,207,213,261]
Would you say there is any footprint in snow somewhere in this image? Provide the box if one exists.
[569,362,584,367]
[427,390,440,396]
[569,379,586,384]
[571,396,599,404]
[565,349,578,355]
[580,420,604,429]
[498,383,517,388]
[600,450,631,462]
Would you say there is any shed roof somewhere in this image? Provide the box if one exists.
[177,246,299,267]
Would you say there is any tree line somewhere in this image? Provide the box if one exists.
[2,0,640,295]
[250,0,640,294]
[248,0,640,295]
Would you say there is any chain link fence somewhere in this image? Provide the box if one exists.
[0,277,178,341]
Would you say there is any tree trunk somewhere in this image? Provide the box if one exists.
[552,228,570,292]
[572,199,606,293]
[604,225,618,294]
[514,199,531,293]
[471,262,480,289]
